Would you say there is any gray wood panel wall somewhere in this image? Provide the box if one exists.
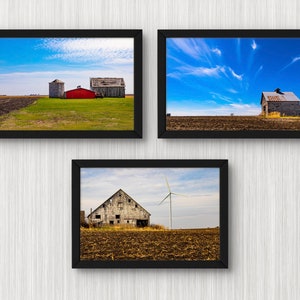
[0,0,299,299]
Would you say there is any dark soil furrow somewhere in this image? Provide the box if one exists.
[0,96,40,115]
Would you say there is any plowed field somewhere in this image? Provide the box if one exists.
[80,228,220,261]
[166,116,300,131]
[0,96,40,115]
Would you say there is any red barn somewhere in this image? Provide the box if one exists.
[65,87,96,99]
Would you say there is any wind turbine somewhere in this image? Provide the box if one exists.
[159,177,186,229]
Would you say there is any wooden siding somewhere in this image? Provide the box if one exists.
[88,189,150,227]
[65,88,96,99]
[49,80,65,98]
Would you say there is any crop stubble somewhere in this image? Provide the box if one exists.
[80,228,220,261]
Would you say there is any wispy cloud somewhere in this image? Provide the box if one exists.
[170,38,202,60]
[169,38,221,64]
[167,72,183,80]
[168,65,225,79]
[212,48,222,56]
[228,67,243,80]
[281,56,300,71]
[253,65,263,80]
[227,88,239,94]
[188,66,224,77]
[210,92,234,103]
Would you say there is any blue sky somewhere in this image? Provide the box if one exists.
[81,167,220,229]
[167,37,300,116]
[0,37,134,95]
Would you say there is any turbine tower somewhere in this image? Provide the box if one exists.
[159,177,186,229]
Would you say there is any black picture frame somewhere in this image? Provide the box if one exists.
[158,29,300,138]
[72,159,228,268]
[0,29,142,138]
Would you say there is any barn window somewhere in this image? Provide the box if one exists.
[115,215,120,219]
[95,215,101,219]
[117,220,120,224]
[128,199,131,203]
[135,204,138,208]
[118,202,123,208]
[110,221,114,225]
[127,221,130,223]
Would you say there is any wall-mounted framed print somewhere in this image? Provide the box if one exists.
[0,29,142,138]
[72,159,228,268]
[158,29,300,138]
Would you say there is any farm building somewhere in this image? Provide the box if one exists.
[261,88,300,116]
[64,86,96,99]
[49,79,65,98]
[87,189,151,227]
[90,77,125,98]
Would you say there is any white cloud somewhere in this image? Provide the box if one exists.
[212,48,222,56]
[167,72,183,80]
[291,57,300,64]
[191,66,224,77]
[169,38,221,63]
[210,92,234,103]
[41,38,134,65]
[170,38,201,60]
[227,88,239,94]
[281,56,300,71]
[254,65,263,80]
[251,40,257,50]
[228,67,243,80]
[168,64,226,80]
[179,65,225,78]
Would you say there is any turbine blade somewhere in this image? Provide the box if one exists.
[159,193,170,205]
[171,192,188,197]
[165,176,171,193]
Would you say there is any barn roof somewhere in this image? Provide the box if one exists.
[87,189,151,218]
[261,91,300,104]
[90,77,125,88]
[65,87,95,94]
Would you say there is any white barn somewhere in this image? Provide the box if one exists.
[87,189,151,227]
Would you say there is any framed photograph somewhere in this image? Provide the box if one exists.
[72,159,228,268]
[158,29,300,138]
[0,29,142,138]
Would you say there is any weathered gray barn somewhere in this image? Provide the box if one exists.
[90,77,125,98]
[49,79,65,98]
[261,89,300,116]
[87,189,151,227]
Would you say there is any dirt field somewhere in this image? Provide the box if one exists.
[80,228,220,261]
[166,116,300,131]
[0,96,41,115]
